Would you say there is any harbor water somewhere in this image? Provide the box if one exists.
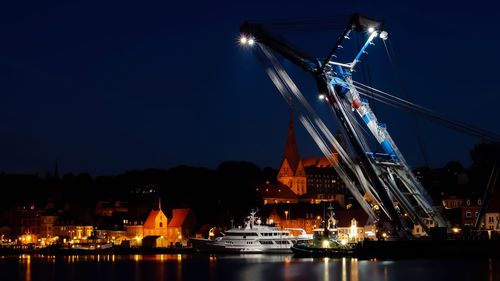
[0,254,498,281]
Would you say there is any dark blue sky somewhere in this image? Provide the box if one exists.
[0,1,498,175]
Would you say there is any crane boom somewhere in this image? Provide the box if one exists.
[240,14,449,237]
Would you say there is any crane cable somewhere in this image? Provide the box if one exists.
[380,38,498,142]
[254,44,381,221]
[384,38,430,166]
[353,81,500,142]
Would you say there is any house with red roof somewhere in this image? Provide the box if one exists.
[167,208,196,246]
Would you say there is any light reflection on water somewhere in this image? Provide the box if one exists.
[6,254,500,281]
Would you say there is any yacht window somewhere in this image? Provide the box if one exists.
[226,232,258,236]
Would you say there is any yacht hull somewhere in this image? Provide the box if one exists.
[190,238,293,254]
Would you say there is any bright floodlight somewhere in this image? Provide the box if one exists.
[248,38,255,46]
[240,36,248,45]
[368,27,375,33]
[379,31,388,40]
[318,94,326,100]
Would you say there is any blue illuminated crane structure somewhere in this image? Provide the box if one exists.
[239,14,499,237]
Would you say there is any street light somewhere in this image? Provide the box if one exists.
[284,210,289,223]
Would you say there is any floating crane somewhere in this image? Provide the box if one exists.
[239,14,500,237]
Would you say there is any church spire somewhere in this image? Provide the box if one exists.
[283,111,301,172]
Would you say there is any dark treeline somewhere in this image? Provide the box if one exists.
[0,142,498,227]
[0,161,278,226]
[415,142,500,200]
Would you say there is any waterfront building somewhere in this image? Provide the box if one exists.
[52,209,94,240]
[411,218,437,237]
[263,203,323,233]
[483,192,500,234]
[39,211,58,237]
[276,114,307,195]
[167,208,196,246]
[143,208,168,237]
[3,203,41,237]
[256,114,369,235]
[257,183,299,205]
[442,196,465,209]
[53,221,93,239]
[460,197,481,226]
[142,235,167,248]
[126,204,196,247]
[125,222,144,241]
[258,114,347,206]
[262,203,375,240]
[124,206,167,247]
[335,209,376,241]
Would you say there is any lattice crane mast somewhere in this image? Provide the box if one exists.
[240,14,449,237]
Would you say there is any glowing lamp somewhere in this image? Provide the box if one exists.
[379,31,388,40]
[368,27,375,33]
[322,239,330,248]
[240,36,248,45]
[248,38,255,46]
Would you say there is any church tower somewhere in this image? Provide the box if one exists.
[277,113,307,195]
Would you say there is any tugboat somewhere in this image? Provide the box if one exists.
[291,204,357,257]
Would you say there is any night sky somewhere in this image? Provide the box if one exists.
[1,1,498,175]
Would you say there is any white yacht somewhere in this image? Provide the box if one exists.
[190,210,311,253]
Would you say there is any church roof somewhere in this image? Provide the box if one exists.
[302,157,332,168]
[168,209,192,227]
[303,152,339,168]
[257,183,298,200]
[143,209,166,228]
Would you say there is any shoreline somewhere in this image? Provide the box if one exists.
[1,239,500,259]
[0,246,195,256]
